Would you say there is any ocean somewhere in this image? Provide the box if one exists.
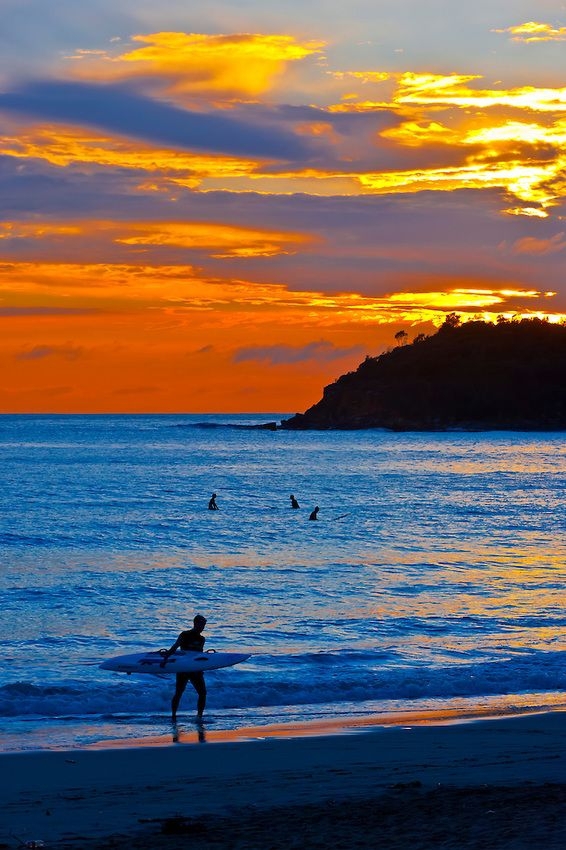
[1,414,565,751]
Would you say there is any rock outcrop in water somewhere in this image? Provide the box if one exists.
[280,316,566,431]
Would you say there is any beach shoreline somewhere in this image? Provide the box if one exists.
[89,696,566,749]
[2,707,566,849]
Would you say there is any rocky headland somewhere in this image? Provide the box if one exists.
[280,316,566,431]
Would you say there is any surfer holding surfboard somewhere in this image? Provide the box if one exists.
[161,614,208,721]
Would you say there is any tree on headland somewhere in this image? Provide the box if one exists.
[439,312,461,330]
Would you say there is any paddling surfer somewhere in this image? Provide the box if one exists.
[162,615,208,721]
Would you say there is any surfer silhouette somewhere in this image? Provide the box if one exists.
[162,615,208,721]
[208,493,219,510]
[309,506,320,520]
[290,494,300,509]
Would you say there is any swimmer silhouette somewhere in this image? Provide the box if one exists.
[290,494,300,509]
[208,493,219,510]
[309,506,319,520]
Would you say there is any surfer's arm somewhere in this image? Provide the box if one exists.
[162,636,182,659]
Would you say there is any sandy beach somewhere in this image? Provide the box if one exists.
[2,709,566,849]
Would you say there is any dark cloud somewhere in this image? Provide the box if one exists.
[0,81,317,161]
[230,102,471,173]
[233,339,365,365]
[186,189,566,298]
[16,344,84,360]
[238,102,399,136]
[0,154,154,220]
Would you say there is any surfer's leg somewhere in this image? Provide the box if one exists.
[188,672,207,718]
[172,673,190,720]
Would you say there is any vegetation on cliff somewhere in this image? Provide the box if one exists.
[281,316,566,431]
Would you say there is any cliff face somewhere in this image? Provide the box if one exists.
[281,318,566,431]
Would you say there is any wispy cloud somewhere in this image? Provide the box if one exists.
[16,344,84,360]
[234,340,365,365]
[510,233,566,255]
[113,221,315,257]
[0,219,315,258]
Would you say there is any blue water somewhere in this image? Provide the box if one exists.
[1,414,565,751]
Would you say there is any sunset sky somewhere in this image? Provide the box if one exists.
[1,0,565,413]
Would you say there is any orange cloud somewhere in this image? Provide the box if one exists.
[332,71,566,112]
[0,125,260,187]
[0,219,315,259]
[114,221,314,257]
[67,32,325,100]
[357,161,553,206]
[0,222,82,239]
[493,22,566,42]
[330,72,566,214]
[511,233,566,255]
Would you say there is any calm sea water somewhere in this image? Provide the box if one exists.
[1,414,565,751]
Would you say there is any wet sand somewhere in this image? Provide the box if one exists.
[2,710,566,849]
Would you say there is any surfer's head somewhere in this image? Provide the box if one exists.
[194,614,207,631]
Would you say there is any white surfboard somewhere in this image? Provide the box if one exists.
[100,649,250,675]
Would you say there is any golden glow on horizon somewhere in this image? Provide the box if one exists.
[2,260,565,412]
[0,261,561,324]
[387,290,507,309]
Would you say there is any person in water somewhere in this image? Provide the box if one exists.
[208,493,219,510]
[290,494,300,509]
[162,614,208,721]
[309,505,319,520]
